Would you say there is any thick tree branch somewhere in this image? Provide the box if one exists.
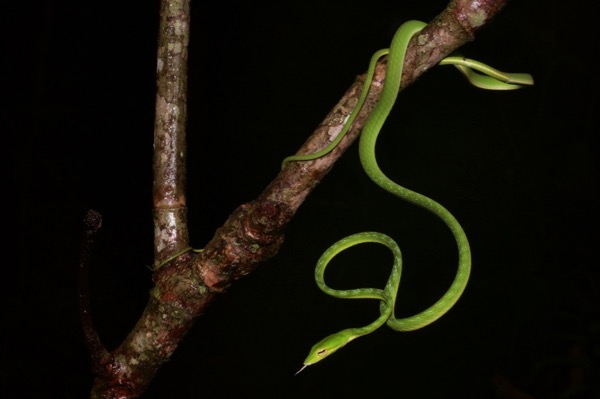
[88,0,507,396]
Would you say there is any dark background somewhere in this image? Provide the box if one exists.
[4,0,599,398]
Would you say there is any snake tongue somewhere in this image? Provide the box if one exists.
[294,364,309,376]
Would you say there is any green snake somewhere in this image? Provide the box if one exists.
[285,20,533,374]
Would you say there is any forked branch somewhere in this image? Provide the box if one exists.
[85,0,508,396]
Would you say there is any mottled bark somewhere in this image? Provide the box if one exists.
[152,0,191,266]
[86,0,507,396]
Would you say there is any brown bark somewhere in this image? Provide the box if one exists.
[86,0,508,396]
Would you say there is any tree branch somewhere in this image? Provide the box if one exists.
[88,0,507,396]
[152,0,191,268]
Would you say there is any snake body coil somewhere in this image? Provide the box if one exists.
[286,20,533,373]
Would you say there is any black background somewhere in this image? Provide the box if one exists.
[5,0,600,398]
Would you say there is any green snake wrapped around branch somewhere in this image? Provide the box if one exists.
[283,20,533,374]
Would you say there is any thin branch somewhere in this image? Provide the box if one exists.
[79,210,113,376]
[88,0,507,396]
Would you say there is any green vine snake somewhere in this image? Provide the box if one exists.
[283,20,533,374]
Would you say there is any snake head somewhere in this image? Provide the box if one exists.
[302,329,357,367]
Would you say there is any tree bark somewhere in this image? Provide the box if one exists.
[86,0,508,396]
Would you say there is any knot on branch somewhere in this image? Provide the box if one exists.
[84,209,103,233]
[243,199,290,243]
[200,199,291,290]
